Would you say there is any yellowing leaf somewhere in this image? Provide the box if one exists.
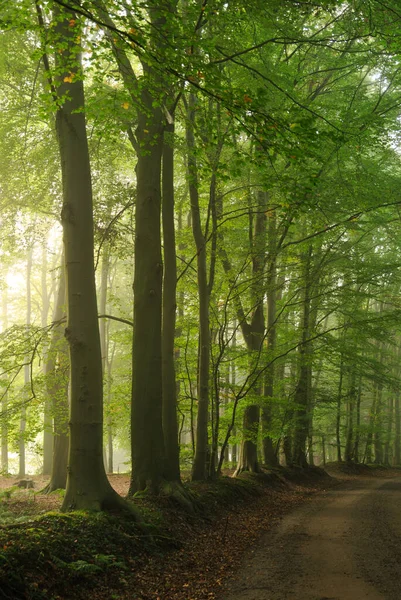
[122,102,129,109]
[64,74,74,83]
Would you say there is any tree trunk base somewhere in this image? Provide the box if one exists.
[131,480,197,513]
[233,463,262,477]
[160,481,197,513]
[62,483,140,518]
[42,481,65,495]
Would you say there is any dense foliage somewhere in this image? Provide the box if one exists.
[0,0,401,502]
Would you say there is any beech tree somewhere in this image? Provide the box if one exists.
[35,1,133,511]
[4,0,401,495]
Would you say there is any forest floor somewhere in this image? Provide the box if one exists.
[0,464,398,600]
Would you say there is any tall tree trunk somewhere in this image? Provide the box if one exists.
[353,376,362,463]
[230,322,237,465]
[42,243,53,476]
[307,363,314,467]
[186,92,210,482]
[336,355,344,462]
[365,389,376,464]
[218,189,270,475]
[344,371,356,463]
[321,435,326,466]
[18,247,33,479]
[48,5,128,511]
[374,378,384,464]
[106,344,115,475]
[234,192,268,475]
[279,296,294,466]
[261,210,279,468]
[1,280,8,474]
[384,395,393,466]
[292,247,313,468]
[44,259,69,493]
[394,358,401,465]
[373,309,384,464]
[129,89,165,493]
[162,121,181,482]
[93,0,176,494]
[99,244,112,473]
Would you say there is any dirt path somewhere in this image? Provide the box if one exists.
[220,476,401,600]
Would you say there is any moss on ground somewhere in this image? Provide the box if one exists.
[0,466,336,600]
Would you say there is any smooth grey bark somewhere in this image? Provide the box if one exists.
[292,247,313,469]
[394,345,401,465]
[292,242,323,468]
[217,320,239,475]
[175,205,187,451]
[187,96,221,479]
[209,167,221,479]
[233,346,263,474]
[106,342,115,475]
[365,388,376,464]
[18,247,33,479]
[95,0,181,495]
[261,209,279,468]
[308,362,323,467]
[234,192,269,475]
[282,354,298,466]
[374,379,384,464]
[276,289,293,466]
[99,244,114,474]
[49,6,128,511]
[130,88,165,493]
[162,121,181,482]
[230,322,238,466]
[43,259,69,493]
[210,323,221,478]
[1,281,8,473]
[41,243,53,476]
[384,395,393,466]
[394,387,400,465]
[373,308,384,464]
[353,376,362,463]
[321,435,326,466]
[186,92,210,481]
[336,354,344,463]
[99,246,109,377]
[344,371,357,463]
[282,423,293,466]
[393,339,401,466]
[218,191,269,475]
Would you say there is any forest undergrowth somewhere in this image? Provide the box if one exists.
[0,465,391,600]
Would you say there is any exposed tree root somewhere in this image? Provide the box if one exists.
[41,482,65,495]
[61,485,142,522]
[233,464,262,478]
[160,481,198,513]
[132,480,199,513]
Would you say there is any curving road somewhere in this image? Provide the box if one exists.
[220,476,401,600]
